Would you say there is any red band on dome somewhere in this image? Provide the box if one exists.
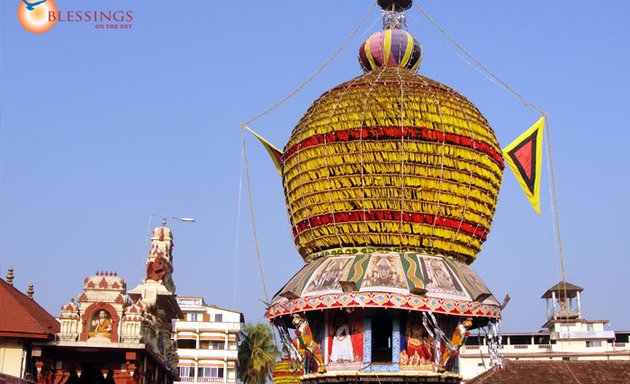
[292,210,487,240]
[284,126,504,169]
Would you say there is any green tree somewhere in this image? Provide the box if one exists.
[238,323,279,384]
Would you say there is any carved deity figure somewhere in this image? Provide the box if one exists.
[88,310,112,339]
[146,252,168,282]
[438,318,472,371]
[292,314,326,373]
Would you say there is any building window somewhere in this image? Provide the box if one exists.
[587,341,602,348]
[211,341,225,349]
[189,313,200,321]
[176,339,196,349]
[198,367,224,378]
[179,366,194,378]
[215,314,223,322]
[200,340,225,350]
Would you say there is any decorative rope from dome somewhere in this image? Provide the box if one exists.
[241,4,376,127]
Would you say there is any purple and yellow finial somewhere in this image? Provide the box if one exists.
[359,0,422,72]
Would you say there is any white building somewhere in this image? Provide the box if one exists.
[173,297,243,384]
[460,282,630,382]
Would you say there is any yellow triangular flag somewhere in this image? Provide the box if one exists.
[502,117,545,214]
[243,125,283,175]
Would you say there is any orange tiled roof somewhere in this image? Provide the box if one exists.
[0,278,59,339]
[468,360,630,384]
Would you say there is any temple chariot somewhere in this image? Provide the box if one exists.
[263,1,506,382]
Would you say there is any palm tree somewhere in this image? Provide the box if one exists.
[238,323,279,384]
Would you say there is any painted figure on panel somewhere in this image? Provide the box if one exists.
[424,257,464,295]
[88,310,112,339]
[330,313,354,363]
[363,255,407,290]
[402,316,434,368]
[305,258,350,293]
[459,262,490,295]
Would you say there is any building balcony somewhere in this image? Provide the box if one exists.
[462,344,553,355]
[176,348,238,360]
[174,321,241,333]
[176,379,227,383]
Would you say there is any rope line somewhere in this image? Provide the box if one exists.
[415,3,544,115]
[232,143,245,305]
[241,3,376,127]
[544,114,568,299]
[241,127,270,303]
[414,3,568,297]
[395,66,406,249]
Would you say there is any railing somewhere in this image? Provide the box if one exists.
[174,321,241,333]
[551,330,616,340]
[197,378,224,383]
[538,344,552,349]
[176,349,238,360]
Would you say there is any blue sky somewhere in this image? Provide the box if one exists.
[1,1,629,332]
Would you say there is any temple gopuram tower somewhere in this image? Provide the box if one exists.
[32,223,182,384]
[267,1,505,383]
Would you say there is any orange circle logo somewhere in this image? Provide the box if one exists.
[18,0,58,34]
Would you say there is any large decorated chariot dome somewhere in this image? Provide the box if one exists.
[283,67,503,263]
[266,1,505,383]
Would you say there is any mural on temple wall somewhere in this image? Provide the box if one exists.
[327,310,363,371]
[303,257,354,296]
[420,256,468,300]
[400,314,435,371]
[361,254,407,293]
[276,261,321,299]
[445,259,492,299]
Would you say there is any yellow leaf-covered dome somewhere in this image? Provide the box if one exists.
[282,67,504,264]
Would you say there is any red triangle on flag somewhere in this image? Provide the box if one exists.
[502,116,545,214]
[507,131,537,194]
[513,140,534,180]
